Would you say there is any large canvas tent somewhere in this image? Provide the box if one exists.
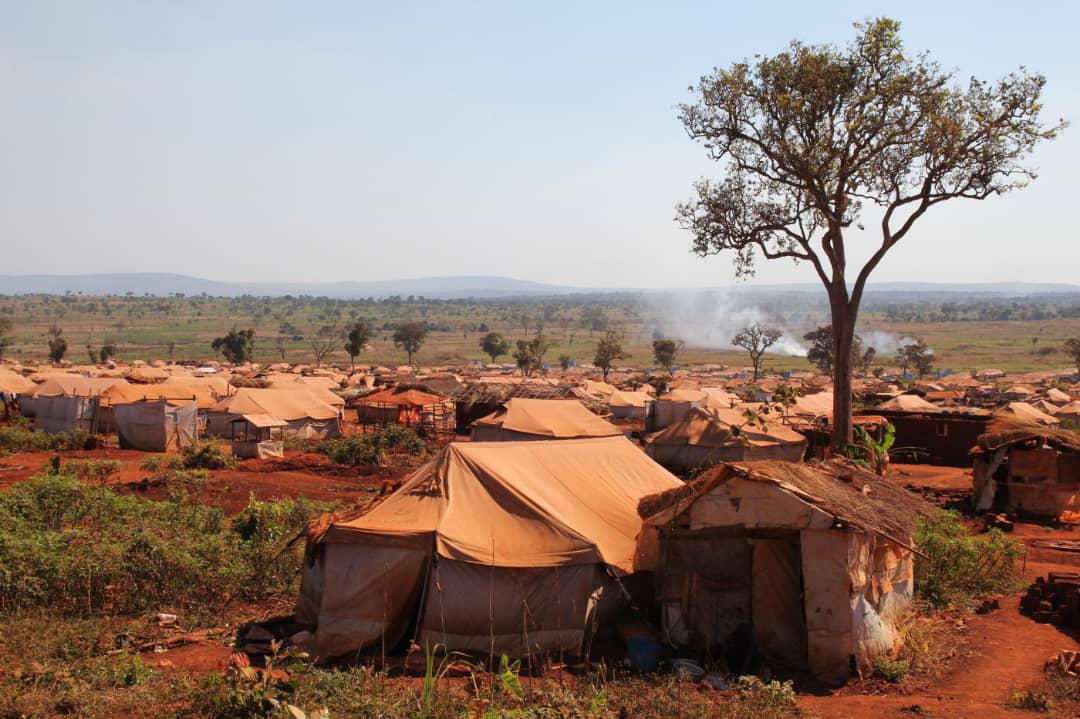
[114,401,198,452]
[469,398,621,441]
[606,390,654,420]
[297,436,682,658]
[206,387,341,439]
[638,460,929,684]
[644,407,807,473]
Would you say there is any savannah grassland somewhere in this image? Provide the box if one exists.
[1,292,1078,374]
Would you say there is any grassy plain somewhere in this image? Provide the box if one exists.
[1,294,1077,374]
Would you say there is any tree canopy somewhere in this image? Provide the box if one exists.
[344,320,373,371]
[480,332,511,363]
[392,322,427,365]
[211,328,255,365]
[677,17,1063,445]
[594,331,628,380]
[730,323,781,381]
[652,338,684,375]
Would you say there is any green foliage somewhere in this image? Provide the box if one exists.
[63,459,122,485]
[47,324,68,363]
[872,655,911,683]
[914,510,1024,607]
[110,652,155,687]
[593,330,628,380]
[344,320,374,370]
[211,327,256,364]
[318,425,426,467]
[730,323,781,380]
[855,422,896,475]
[513,333,550,376]
[392,322,427,365]
[181,439,237,470]
[139,453,184,474]
[0,472,331,617]
[1065,337,1080,373]
[0,418,91,454]
[651,338,684,374]
[480,331,511,362]
[1010,689,1052,712]
[897,338,935,378]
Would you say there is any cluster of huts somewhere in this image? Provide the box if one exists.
[3,356,1078,683]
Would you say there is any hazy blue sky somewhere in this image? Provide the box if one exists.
[2,1,1076,288]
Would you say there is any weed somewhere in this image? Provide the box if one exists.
[872,656,911,683]
[914,509,1024,608]
[181,439,236,470]
[1010,689,1052,712]
[64,458,122,485]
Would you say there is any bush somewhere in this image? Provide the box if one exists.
[317,426,426,467]
[139,454,184,474]
[63,459,122,485]
[914,509,1024,607]
[0,419,92,454]
[0,472,332,617]
[872,656,911,683]
[181,439,236,470]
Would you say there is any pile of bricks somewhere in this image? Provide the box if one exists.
[1020,572,1080,628]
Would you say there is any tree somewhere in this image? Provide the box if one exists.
[99,341,117,363]
[860,346,878,376]
[480,332,511,363]
[652,338,684,375]
[513,334,550,377]
[593,331,628,380]
[730,323,781,381]
[47,325,67,364]
[211,327,255,364]
[897,339,934,378]
[677,18,1063,447]
[310,325,339,368]
[344,320,374,372]
[166,340,176,361]
[0,318,12,362]
[274,336,288,361]
[393,322,427,365]
[1065,338,1080,375]
[804,326,863,378]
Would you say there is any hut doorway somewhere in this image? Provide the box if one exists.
[751,534,808,670]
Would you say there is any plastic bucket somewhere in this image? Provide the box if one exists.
[626,635,661,672]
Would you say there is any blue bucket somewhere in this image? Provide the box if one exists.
[626,635,661,672]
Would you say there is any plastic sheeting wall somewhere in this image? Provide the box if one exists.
[114,402,197,452]
[33,395,97,434]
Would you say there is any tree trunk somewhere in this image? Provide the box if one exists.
[830,298,858,449]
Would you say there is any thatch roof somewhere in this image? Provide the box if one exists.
[452,381,609,415]
[639,459,932,542]
[975,422,1080,454]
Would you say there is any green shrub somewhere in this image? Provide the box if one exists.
[63,459,122,485]
[317,426,426,467]
[0,472,332,617]
[0,419,91,454]
[181,439,236,470]
[914,509,1024,607]
[1010,689,1052,712]
[872,656,911,683]
[139,454,184,473]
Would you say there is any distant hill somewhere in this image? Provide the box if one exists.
[0,273,1077,299]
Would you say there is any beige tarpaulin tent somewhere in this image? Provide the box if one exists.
[654,388,707,429]
[163,374,232,397]
[114,401,198,452]
[21,376,128,426]
[298,436,682,658]
[1055,401,1080,424]
[102,382,217,410]
[644,407,807,473]
[206,387,341,438]
[33,395,100,434]
[876,394,941,412]
[638,460,929,684]
[606,390,654,420]
[470,398,621,441]
[0,369,36,395]
[994,401,1060,428]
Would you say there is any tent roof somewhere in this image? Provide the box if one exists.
[1047,388,1071,403]
[994,401,1060,427]
[474,398,622,438]
[209,387,339,420]
[660,388,706,403]
[646,406,807,449]
[31,376,128,398]
[639,459,931,542]
[319,436,682,572]
[0,369,36,394]
[232,413,289,428]
[358,386,447,407]
[607,390,653,408]
[102,382,215,408]
[876,394,941,412]
[1054,400,1080,417]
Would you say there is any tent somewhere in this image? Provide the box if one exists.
[875,394,941,412]
[638,460,930,684]
[1055,401,1080,425]
[102,381,217,410]
[355,386,453,427]
[606,390,654,420]
[994,402,1060,428]
[644,407,807,473]
[0,369,36,395]
[33,395,100,434]
[21,376,128,424]
[470,398,622,441]
[297,436,683,658]
[1046,388,1071,405]
[206,387,341,439]
[654,389,707,429]
[114,401,198,452]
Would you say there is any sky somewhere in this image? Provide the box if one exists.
[1,1,1077,289]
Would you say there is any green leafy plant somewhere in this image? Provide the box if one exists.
[63,459,122,485]
[181,439,236,470]
[855,422,896,475]
[872,655,911,683]
[915,509,1024,607]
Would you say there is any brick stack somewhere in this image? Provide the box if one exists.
[1020,572,1080,627]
